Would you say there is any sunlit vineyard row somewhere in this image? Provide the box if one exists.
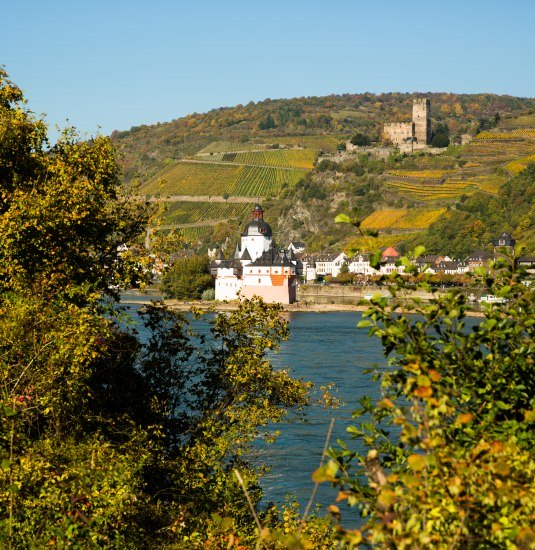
[360,210,406,228]
[510,129,535,138]
[386,169,456,180]
[197,141,267,154]
[193,149,317,169]
[258,135,340,152]
[361,208,446,229]
[393,208,447,228]
[385,180,478,201]
[142,161,306,197]
[163,201,254,225]
[474,131,523,141]
[505,154,535,175]
[446,175,506,194]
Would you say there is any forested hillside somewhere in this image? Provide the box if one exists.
[111,92,535,255]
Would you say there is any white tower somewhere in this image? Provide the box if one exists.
[240,204,273,261]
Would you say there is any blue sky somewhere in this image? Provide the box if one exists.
[3,0,534,139]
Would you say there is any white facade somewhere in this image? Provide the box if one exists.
[241,234,272,262]
[315,253,347,278]
[349,254,376,276]
[214,266,241,301]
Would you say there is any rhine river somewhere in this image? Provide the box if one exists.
[121,295,480,514]
[123,295,387,510]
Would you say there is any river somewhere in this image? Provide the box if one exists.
[120,295,479,514]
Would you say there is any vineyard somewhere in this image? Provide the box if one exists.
[385,179,480,201]
[360,210,407,229]
[257,135,341,152]
[445,175,506,195]
[176,226,214,242]
[163,201,254,225]
[361,208,447,230]
[501,113,535,128]
[345,233,421,255]
[386,169,456,180]
[142,161,306,197]
[193,149,317,169]
[474,131,523,141]
[197,141,266,154]
[505,154,535,176]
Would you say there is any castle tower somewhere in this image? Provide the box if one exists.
[413,98,431,144]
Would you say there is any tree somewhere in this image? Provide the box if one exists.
[160,254,214,299]
[0,70,314,547]
[258,113,276,130]
[431,122,450,147]
[350,133,371,147]
[0,69,150,303]
[312,236,535,547]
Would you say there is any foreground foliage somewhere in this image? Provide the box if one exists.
[0,70,318,547]
[317,246,535,548]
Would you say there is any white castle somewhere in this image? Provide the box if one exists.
[212,205,298,304]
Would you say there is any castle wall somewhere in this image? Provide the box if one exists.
[241,285,296,304]
[383,122,414,145]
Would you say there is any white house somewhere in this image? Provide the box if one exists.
[315,252,347,278]
[349,253,375,276]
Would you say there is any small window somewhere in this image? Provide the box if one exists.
[258,278,261,283]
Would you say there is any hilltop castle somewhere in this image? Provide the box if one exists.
[383,98,431,146]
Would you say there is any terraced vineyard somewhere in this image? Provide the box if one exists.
[445,175,506,194]
[386,169,456,180]
[164,201,254,225]
[193,149,317,169]
[142,161,306,197]
[385,179,480,201]
[506,154,535,175]
[464,135,535,164]
[176,226,214,242]
[257,135,341,152]
[361,208,447,230]
[197,141,266,154]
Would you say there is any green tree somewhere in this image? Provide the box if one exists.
[161,254,214,299]
[0,70,314,547]
[350,133,371,146]
[314,239,535,548]
[430,122,450,147]
[258,113,276,130]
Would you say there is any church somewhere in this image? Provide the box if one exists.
[212,205,298,304]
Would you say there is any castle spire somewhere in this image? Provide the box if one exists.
[252,204,264,221]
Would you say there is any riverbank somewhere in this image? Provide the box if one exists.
[126,297,486,317]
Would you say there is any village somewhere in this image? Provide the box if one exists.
[209,204,534,305]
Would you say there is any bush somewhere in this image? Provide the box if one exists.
[161,255,214,299]
[201,288,215,300]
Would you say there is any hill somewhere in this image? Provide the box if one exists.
[110,93,535,255]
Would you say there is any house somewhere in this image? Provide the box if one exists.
[314,252,348,278]
[349,253,375,276]
[212,205,298,304]
[465,250,493,270]
[288,241,305,254]
[299,253,317,282]
[435,261,462,275]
